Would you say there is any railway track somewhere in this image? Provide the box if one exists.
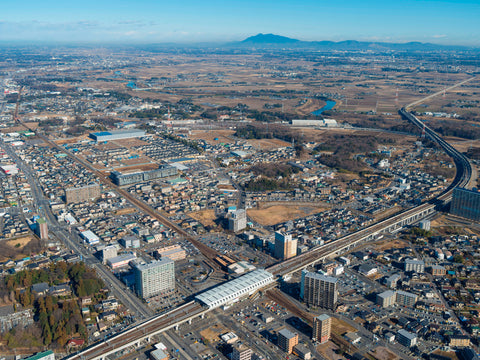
[13,113,224,272]
[66,301,203,360]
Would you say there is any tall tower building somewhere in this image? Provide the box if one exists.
[228,209,247,232]
[313,314,331,343]
[274,231,297,260]
[301,272,338,310]
[134,259,175,299]
[36,218,48,240]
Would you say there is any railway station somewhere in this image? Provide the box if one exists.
[195,269,274,309]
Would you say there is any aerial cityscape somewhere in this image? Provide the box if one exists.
[1,1,480,360]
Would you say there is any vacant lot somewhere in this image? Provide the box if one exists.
[369,346,400,360]
[331,317,357,336]
[188,209,217,227]
[247,138,292,150]
[189,129,236,144]
[247,205,325,226]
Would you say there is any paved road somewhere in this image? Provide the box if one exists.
[0,138,153,320]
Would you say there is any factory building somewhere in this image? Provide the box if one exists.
[110,165,178,186]
[89,129,145,142]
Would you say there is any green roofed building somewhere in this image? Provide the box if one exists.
[24,350,55,360]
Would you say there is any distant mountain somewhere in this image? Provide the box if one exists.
[232,33,472,51]
[242,33,299,44]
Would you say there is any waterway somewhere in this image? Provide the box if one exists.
[311,100,336,116]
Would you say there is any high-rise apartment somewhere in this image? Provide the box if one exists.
[301,272,338,310]
[313,314,331,343]
[36,218,48,240]
[134,259,175,299]
[274,231,297,260]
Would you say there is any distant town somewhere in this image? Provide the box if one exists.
[0,39,479,360]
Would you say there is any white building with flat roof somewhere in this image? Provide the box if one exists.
[195,269,274,309]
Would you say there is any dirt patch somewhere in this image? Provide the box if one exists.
[6,237,33,250]
[432,350,460,360]
[247,138,292,150]
[189,130,236,144]
[369,346,400,360]
[188,209,217,227]
[114,207,137,215]
[247,205,326,226]
[199,323,228,343]
[331,317,357,336]
[374,239,409,252]
[316,341,347,360]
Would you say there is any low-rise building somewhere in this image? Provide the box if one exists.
[397,329,417,348]
[376,290,396,308]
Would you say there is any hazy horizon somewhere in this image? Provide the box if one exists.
[1,0,479,46]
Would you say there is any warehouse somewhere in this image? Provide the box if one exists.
[195,269,274,309]
[89,129,145,142]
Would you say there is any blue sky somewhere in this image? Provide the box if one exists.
[1,0,479,45]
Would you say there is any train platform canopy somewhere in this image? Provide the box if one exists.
[195,269,274,309]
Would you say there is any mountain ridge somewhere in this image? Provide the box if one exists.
[236,33,473,51]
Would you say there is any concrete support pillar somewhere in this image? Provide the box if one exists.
[188,319,192,325]
[201,313,205,319]
[175,324,179,331]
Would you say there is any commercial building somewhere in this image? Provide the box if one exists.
[155,245,186,261]
[450,188,480,221]
[89,129,145,142]
[23,350,55,360]
[274,231,297,260]
[80,230,100,245]
[101,245,118,264]
[376,290,396,308]
[195,269,274,309]
[228,209,247,232]
[231,343,252,360]
[119,235,141,249]
[397,329,417,348]
[396,291,418,307]
[65,184,101,204]
[150,348,169,360]
[278,328,298,354]
[107,253,137,270]
[293,344,312,360]
[110,165,178,186]
[36,218,48,240]
[312,314,331,343]
[134,259,175,299]
[405,259,425,273]
[301,272,338,310]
